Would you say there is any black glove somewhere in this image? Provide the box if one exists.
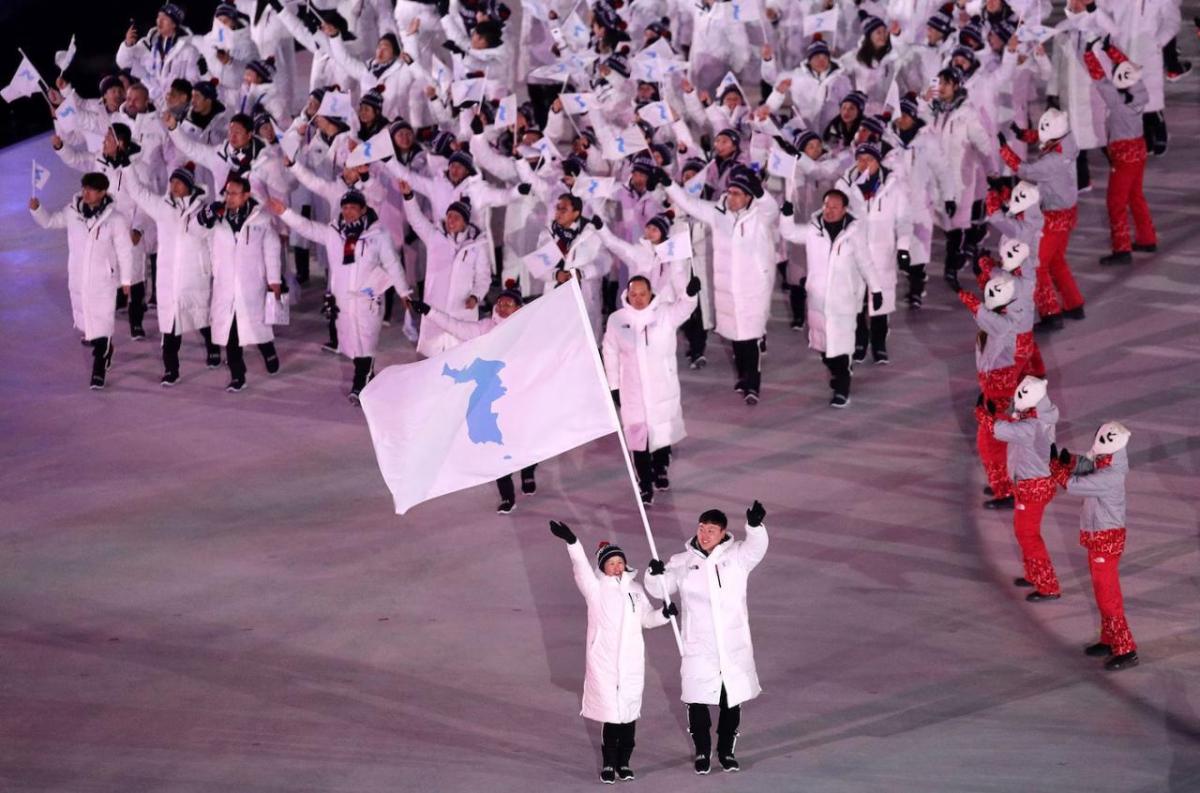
[610,389,620,407]
[781,200,794,216]
[686,275,701,297]
[986,399,997,416]
[592,215,603,229]
[1050,442,1059,463]
[442,40,465,56]
[1009,122,1024,138]
[403,228,418,245]
[548,520,577,544]
[997,132,1008,148]
[321,292,336,318]
[945,200,957,217]
[661,602,678,618]
[1045,95,1060,111]
[871,291,883,312]
[658,170,672,187]
[746,499,766,527]
[517,182,532,195]
[976,392,984,408]
[648,558,665,575]
[896,250,911,271]
[409,299,431,315]
[1058,447,1072,466]
[267,0,283,10]
[470,115,485,135]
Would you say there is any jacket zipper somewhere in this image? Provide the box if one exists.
[715,565,722,589]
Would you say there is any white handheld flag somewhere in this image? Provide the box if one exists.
[450,78,485,106]
[803,9,839,36]
[346,128,395,167]
[561,13,592,49]
[522,238,565,279]
[494,93,518,126]
[728,0,761,24]
[715,71,743,101]
[54,35,77,73]
[654,234,693,262]
[599,124,648,160]
[577,175,616,200]
[280,129,304,162]
[766,143,797,180]
[31,159,50,193]
[636,101,674,129]
[883,78,901,117]
[1020,23,1060,45]
[531,136,561,163]
[559,92,594,115]
[315,90,353,120]
[360,280,616,514]
[1,56,45,103]
[683,168,708,198]
[54,92,80,133]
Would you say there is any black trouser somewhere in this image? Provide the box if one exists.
[164,326,220,374]
[352,356,373,393]
[789,278,807,325]
[496,465,537,501]
[125,282,146,332]
[732,339,761,393]
[632,446,670,492]
[1076,150,1091,190]
[822,353,851,398]
[906,264,926,299]
[1164,37,1184,72]
[601,721,637,769]
[855,305,888,357]
[383,287,397,322]
[681,305,707,360]
[602,276,619,314]
[526,82,563,130]
[226,318,276,382]
[688,686,740,758]
[326,295,340,347]
[1143,111,1168,154]
[966,200,987,248]
[294,205,313,283]
[90,337,110,378]
[147,254,157,304]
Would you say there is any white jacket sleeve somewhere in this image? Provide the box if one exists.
[263,224,283,285]
[566,538,600,602]
[665,183,720,226]
[278,207,336,247]
[109,212,135,286]
[601,313,620,390]
[30,203,68,229]
[734,522,769,573]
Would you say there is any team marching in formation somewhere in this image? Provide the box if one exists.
[15,0,1180,780]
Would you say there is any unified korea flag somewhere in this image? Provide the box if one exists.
[346,129,394,167]
[361,280,617,514]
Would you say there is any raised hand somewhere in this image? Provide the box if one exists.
[746,500,766,527]
[686,275,701,297]
[647,558,665,575]
[662,601,678,618]
[548,520,577,544]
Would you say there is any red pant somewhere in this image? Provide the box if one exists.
[1016,332,1045,378]
[1037,208,1084,314]
[1014,478,1060,595]
[1080,529,1136,655]
[975,405,1012,500]
[1106,138,1156,253]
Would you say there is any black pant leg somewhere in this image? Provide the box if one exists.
[199,326,220,356]
[687,703,713,756]
[1076,150,1090,190]
[520,464,537,481]
[732,340,761,393]
[823,353,851,397]
[651,446,670,476]
[90,337,109,378]
[944,229,964,276]
[352,357,373,392]
[128,281,146,332]
[226,319,246,381]
[162,332,182,375]
[789,279,807,324]
[383,287,396,322]
[1164,37,1183,72]
[907,264,927,299]
[496,474,515,502]
[632,449,653,493]
[870,314,888,355]
[682,305,707,359]
[855,303,869,353]
[259,341,278,365]
[715,685,742,756]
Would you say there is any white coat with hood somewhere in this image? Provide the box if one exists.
[528,220,606,338]
[567,541,669,724]
[204,201,282,346]
[644,522,769,707]
[926,93,998,230]
[602,289,698,452]
[665,183,779,342]
[1102,0,1178,113]
[30,196,134,341]
[835,165,913,316]
[279,207,410,358]
[1049,10,1115,151]
[780,209,880,357]
[122,177,213,334]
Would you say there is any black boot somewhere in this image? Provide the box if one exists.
[89,337,111,390]
[1084,642,1112,657]
[1099,251,1132,266]
[600,745,617,784]
[349,357,373,404]
[907,264,927,308]
[983,496,1014,510]
[616,745,635,781]
[1063,306,1086,320]
[1035,314,1064,332]
[716,733,740,772]
[1105,651,1138,671]
[1013,577,1034,588]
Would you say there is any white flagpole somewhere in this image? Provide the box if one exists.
[564,276,683,652]
[30,161,36,197]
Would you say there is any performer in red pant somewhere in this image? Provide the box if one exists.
[988,376,1061,600]
[959,272,1024,509]
[1051,422,1138,671]
[1082,41,1157,266]
[998,110,1085,330]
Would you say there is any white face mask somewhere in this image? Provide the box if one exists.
[1090,422,1131,456]
[1000,237,1030,271]
[1013,376,1047,411]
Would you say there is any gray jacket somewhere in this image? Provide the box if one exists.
[1066,448,1129,532]
[972,301,1019,372]
[1096,79,1148,143]
[994,395,1059,482]
[1017,135,1079,211]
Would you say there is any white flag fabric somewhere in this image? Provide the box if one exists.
[54,36,77,73]
[346,129,395,166]
[31,159,50,191]
[360,280,617,514]
[576,175,616,200]
[451,78,485,105]
[559,92,594,114]
[54,92,80,132]
[682,169,708,198]
[727,0,761,24]
[766,143,797,180]
[883,77,900,117]
[598,123,648,160]
[636,101,674,128]
[715,71,743,101]
[522,237,565,279]
[1,56,44,103]
[655,234,693,262]
[316,90,353,119]
[531,136,561,162]
[803,9,839,36]
[560,13,592,49]
[494,93,518,126]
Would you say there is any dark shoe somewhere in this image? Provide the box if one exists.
[1035,314,1063,332]
[718,754,740,773]
[131,326,147,341]
[347,391,361,406]
[873,351,889,365]
[983,486,994,496]
[225,379,247,393]
[1132,242,1157,253]
[1099,251,1132,266]
[161,371,180,387]
[654,476,670,491]
[600,766,616,784]
[521,476,537,495]
[907,289,925,309]
[640,488,654,507]
[1166,61,1192,82]
[1012,577,1035,588]
[1025,591,1061,602]
[264,354,281,375]
[943,270,961,289]
[852,347,867,364]
[89,374,106,390]
[983,496,1015,510]
[616,766,635,781]
[205,349,222,368]
[1105,651,1139,671]
[688,354,707,370]
[830,393,850,409]
[694,755,711,775]
[1085,642,1113,657]
[321,341,339,354]
[743,391,759,406]
[790,319,805,331]
[1063,306,1085,320]
[496,499,515,515]
[733,384,747,396]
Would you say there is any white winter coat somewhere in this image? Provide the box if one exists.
[927,96,997,230]
[834,167,913,316]
[644,523,769,707]
[602,291,697,451]
[568,541,669,724]
[123,179,213,334]
[31,197,134,341]
[1103,0,1179,113]
[1049,19,1112,151]
[665,184,778,341]
[280,209,410,358]
[780,210,880,358]
[528,221,606,338]
[205,202,283,346]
